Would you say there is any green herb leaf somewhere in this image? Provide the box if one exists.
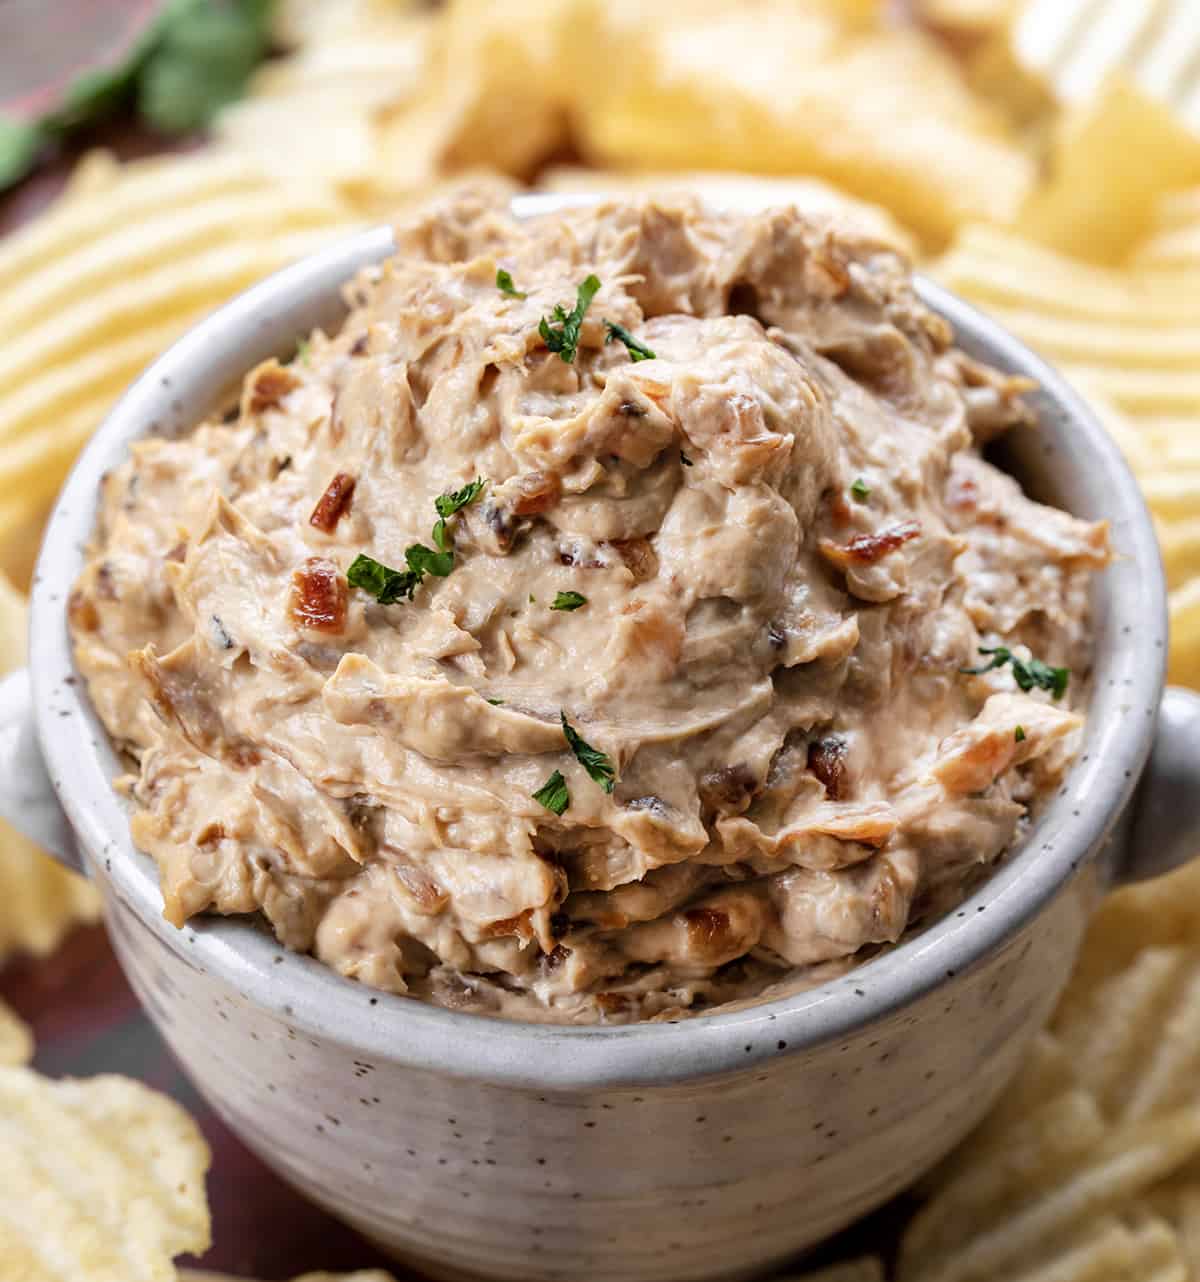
[551,591,587,612]
[1015,726,1026,743]
[485,697,505,706]
[1012,656,1070,700]
[0,116,43,190]
[496,269,527,299]
[961,646,1070,701]
[850,477,871,502]
[406,543,454,580]
[680,452,694,467]
[561,711,616,794]
[532,769,570,816]
[347,553,419,604]
[604,320,656,363]
[434,478,487,519]
[539,274,601,364]
[432,518,451,552]
[138,0,273,134]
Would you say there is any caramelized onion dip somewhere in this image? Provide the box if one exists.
[70,195,1110,1023]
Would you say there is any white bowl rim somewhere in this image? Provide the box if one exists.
[29,196,1167,1089]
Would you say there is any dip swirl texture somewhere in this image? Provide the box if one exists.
[70,195,1110,1023]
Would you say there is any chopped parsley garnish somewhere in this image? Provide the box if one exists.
[496,269,527,299]
[435,477,487,519]
[680,452,694,467]
[1015,725,1026,742]
[604,320,656,363]
[850,477,871,502]
[432,477,487,554]
[961,646,1070,701]
[561,711,615,794]
[532,769,570,816]
[539,274,601,363]
[485,697,505,706]
[551,591,587,611]
[350,479,486,606]
[405,542,454,580]
[347,553,420,604]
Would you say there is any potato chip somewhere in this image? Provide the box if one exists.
[0,1067,210,1280]
[1012,0,1200,133]
[904,749,1200,1282]
[914,0,1013,34]
[0,573,102,958]
[374,0,574,193]
[559,0,1032,247]
[0,147,362,572]
[0,1000,32,1067]
[538,167,916,256]
[214,13,431,201]
[1015,80,1200,264]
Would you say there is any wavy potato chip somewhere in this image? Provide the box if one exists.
[0,1000,32,1067]
[0,1068,211,1280]
[1015,79,1200,264]
[560,0,1032,247]
[1012,0,1200,134]
[0,149,362,571]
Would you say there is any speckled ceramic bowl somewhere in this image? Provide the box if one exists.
[4,194,1200,1282]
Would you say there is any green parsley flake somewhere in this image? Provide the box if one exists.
[551,591,587,612]
[435,478,487,519]
[485,697,505,706]
[347,553,419,604]
[961,646,1070,701]
[604,320,656,363]
[561,711,616,794]
[850,477,871,502]
[539,274,601,363]
[496,269,527,299]
[405,543,454,579]
[431,478,486,554]
[1015,726,1026,742]
[532,769,570,816]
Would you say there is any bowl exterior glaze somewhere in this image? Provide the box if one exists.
[17,199,1180,1280]
[99,857,1095,1282]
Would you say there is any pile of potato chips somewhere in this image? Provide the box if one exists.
[3,0,1200,1276]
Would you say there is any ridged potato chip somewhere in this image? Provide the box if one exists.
[0,1068,211,1280]
[902,840,1200,1280]
[0,1000,32,1067]
[0,149,362,575]
[1012,0,1200,134]
[559,0,1032,247]
[1015,79,1200,264]
[936,180,1200,688]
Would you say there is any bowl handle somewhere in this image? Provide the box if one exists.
[0,668,84,872]
[1122,687,1200,883]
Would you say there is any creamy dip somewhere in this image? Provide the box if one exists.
[70,194,1109,1023]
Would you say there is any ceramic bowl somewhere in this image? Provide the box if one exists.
[3,195,1200,1282]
